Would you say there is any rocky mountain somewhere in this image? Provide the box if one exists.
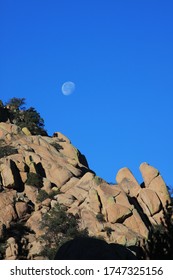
[0,118,172,259]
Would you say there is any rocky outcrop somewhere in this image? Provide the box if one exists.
[0,191,17,227]
[0,122,171,259]
[140,162,171,207]
[116,167,141,197]
[5,237,18,260]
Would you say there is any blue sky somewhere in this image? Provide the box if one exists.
[1,0,173,186]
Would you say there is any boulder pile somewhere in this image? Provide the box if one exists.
[0,122,171,259]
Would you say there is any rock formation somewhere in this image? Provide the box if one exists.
[0,121,171,259]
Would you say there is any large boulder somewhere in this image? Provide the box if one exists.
[148,175,171,207]
[140,162,171,207]
[138,189,162,216]
[22,127,31,136]
[26,211,44,238]
[80,209,104,235]
[116,167,141,197]
[123,209,149,238]
[0,160,15,188]
[15,201,29,219]
[140,162,159,187]
[0,191,17,227]
[27,240,44,260]
[5,237,18,260]
[0,158,23,191]
[24,185,39,204]
[0,123,22,139]
[96,183,133,223]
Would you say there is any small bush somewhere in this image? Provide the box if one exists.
[0,100,4,107]
[48,189,61,199]
[94,176,102,185]
[96,213,106,223]
[0,241,6,260]
[0,145,18,158]
[143,201,173,259]
[37,190,49,202]
[37,189,61,202]
[26,172,43,188]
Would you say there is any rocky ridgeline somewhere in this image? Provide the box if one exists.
[0,122,171,259]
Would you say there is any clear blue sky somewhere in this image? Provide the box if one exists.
[1,0,173,186]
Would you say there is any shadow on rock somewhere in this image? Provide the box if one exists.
[54,237,138,260]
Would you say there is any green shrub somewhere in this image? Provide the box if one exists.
[40,203,88,259]
[0,145,18,158]
[6,97,26,110]
[48,189,61,199]
[26,172,43,188]
[37,189,61,202]
[37,190,49,202]
[0,139,5,147]
[0,104,10,122]
[5,97,47,136]
[0,100,4,107]
[94,176,102,185]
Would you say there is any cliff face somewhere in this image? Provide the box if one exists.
[0,122,171,259]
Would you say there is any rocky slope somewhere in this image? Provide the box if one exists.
[0,122,171,259]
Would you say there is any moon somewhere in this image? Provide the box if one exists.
[61,81,75,95]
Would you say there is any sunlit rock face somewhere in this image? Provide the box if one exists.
[0,122,171,259]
